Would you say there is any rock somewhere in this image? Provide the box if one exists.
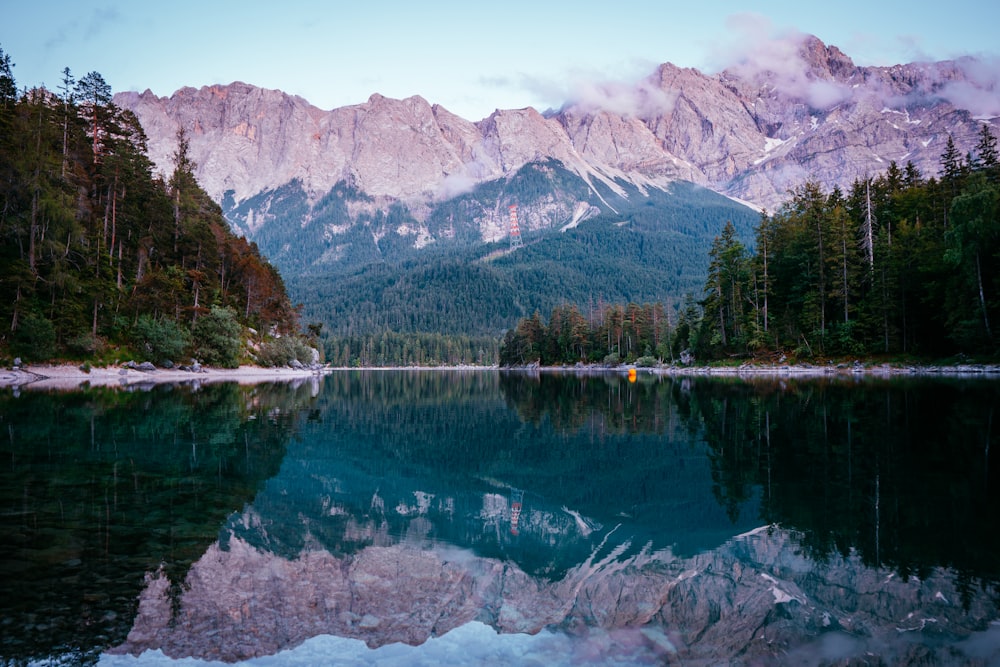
[12,357,22,368]
[137,362,156,372]
[160,359,174,369]
[289,359,304,370]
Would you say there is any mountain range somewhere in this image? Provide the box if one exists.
[113,35,997,337]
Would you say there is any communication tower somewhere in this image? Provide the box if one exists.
[508,205,524,250]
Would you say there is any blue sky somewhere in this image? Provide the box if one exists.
[4,1,999,121]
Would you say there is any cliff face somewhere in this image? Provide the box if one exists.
[110,524,999,664]
[112,35,997,284]
[116,34,991,217]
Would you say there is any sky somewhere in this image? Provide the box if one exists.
[3,1,1000,121]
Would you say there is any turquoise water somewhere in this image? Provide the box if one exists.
[2,371,999,665]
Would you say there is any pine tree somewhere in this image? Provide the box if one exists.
[975,124,999,182]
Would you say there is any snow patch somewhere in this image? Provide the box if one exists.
[734,525,771,540]
[754,137,788,165]
[760,573,804,605]
[562,506,601,537]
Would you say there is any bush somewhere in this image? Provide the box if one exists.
[192,306,242,368]
[11,313,56,361]
[634,355,658,367]
[66,333,104,356]
[132,315,191,363]
[257,336,314,367]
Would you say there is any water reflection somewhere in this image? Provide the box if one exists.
[2,371,999,665]
[0,382,316,665]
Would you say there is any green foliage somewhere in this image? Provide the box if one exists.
[684,145,1000,359]
[325,331,498,367]
[0,44,300,363]
[499,302,672,367]
[193,306,243,368]
[257,335,314,367]
[11,313,56,361]
[132,314,191,363]
[501,130,1000,363]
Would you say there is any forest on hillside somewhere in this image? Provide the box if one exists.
[501,129,1000,365]
[298,181,759,366]
[0,46,310,367]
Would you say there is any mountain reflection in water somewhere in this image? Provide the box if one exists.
[2,371,998,665]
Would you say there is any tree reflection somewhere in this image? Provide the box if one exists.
[0,381,314,665]
[681,376,1000,587]
[499,372,1000,586]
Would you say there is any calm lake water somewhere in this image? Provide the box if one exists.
[2,370,999,666]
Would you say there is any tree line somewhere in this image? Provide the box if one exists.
[325,330,500,367]
[501,127,1000,365]
[0,45,306,367]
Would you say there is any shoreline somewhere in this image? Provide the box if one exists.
[0,363,331,392]
[504,361,1000,378]
[3,360,1000,392]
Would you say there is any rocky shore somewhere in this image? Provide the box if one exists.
[506,360,1000,378]
[0,362,330,391]
[4,360,999,392]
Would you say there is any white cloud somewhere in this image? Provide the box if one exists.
[938,57,1000,118]
[563,76,677,119]
[710,13,853,110]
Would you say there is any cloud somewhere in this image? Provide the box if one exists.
[515,67,676,120]
[562,76,677,119]
[435,157,497,200]
[938,57,1000,118]
[709,13,853,110]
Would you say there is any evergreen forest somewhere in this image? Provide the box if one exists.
[0,46,307,367]
[500,130,1000,365]
[296,181,759,366]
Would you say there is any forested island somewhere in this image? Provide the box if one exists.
[0,47,316,369]
[500,130,1000,367]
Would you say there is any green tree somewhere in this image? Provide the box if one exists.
[974,125,999,183]
[702,220,749,356]
[0,45,16,110]
[946,173,998,348]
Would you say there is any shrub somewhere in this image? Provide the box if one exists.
[132,315,191,363]
[192,307,242,368]
[66,333,104,356]
[11,313,56,361]
[258,336,314,367]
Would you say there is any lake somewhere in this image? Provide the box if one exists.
[2,370,999,665]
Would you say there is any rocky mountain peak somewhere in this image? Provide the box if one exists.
[115,36,994,243]
[797,34,856,80]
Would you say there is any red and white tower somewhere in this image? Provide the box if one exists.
[508,204,524,250]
